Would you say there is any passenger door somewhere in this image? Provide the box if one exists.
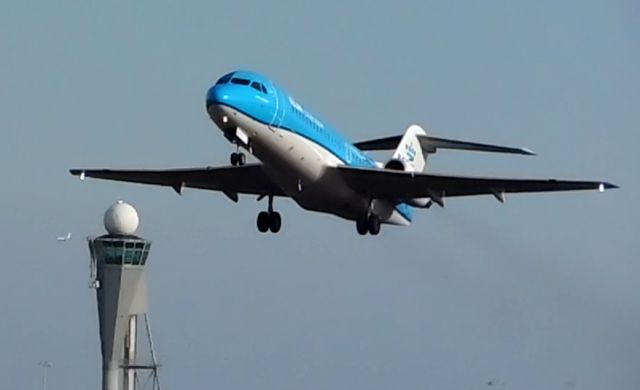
[268,82,285,131]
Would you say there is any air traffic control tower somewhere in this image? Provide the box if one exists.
[87,201,160,390]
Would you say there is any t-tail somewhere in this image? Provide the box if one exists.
[388,124,427,172]
[384,125,432,208]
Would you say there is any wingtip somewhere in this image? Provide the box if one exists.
[521,148,536,156]
[597,182,619,192]
[69,169,86,180]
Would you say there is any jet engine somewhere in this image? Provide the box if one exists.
[405,198,433,208]
[383,159,432,208]
[384,158,408,171]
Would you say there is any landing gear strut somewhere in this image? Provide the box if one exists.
[256,194,282,233]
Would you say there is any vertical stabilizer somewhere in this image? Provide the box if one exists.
[391,124,427,172]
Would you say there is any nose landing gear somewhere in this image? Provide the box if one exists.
[230,152,246,166]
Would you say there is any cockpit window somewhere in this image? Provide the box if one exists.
[216,73,233,85]
[230,77,251,85]
[251,81,268,94]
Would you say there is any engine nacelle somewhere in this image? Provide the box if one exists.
[405,198,433,208]
[383,159,432,207]
[384,158,407,171]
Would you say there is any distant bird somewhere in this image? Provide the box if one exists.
[56,233,72,242]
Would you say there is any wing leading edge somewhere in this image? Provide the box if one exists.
[69,164,286,200]
[331,166,617,203]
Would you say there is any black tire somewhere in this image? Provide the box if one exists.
[269,212,282,233]
[257,211,270,232]
[356,215,368,235]
[230,152,239,166]
[238,153,246,166]
[368,214,381,235]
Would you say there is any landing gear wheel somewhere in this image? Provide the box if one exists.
[368,214,381,235]
[269,212,282,233]
[356,215,368,235]
[257,211,270,233]
[231,152,246,166]
[257,194,281,234]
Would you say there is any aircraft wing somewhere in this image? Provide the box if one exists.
[354,134,535,155]
[69,164,286,200]
[331,166,617,204]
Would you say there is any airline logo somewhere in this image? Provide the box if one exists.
[405,142,417,162]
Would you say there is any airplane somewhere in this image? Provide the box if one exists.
[70,70,617,235]
[56,232,72,242]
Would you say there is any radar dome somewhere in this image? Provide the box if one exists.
[103,200,139,235]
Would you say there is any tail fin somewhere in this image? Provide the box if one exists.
[391,124,427,172]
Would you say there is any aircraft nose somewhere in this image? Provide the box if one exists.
[205,84,231,109]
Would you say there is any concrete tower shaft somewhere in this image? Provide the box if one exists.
[87,202,159,390]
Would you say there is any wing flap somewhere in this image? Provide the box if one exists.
[69,164,286,197]
[331,166,617,199]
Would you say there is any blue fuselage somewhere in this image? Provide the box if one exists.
[205,70,413,224]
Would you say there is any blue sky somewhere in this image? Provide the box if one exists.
[1,1,638,389]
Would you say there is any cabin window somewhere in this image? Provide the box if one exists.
[231,78,251,85]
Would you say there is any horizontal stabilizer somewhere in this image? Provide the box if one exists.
[420,136,535,155]
[354,134,535,156]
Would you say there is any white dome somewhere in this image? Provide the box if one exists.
[103,200,139,235]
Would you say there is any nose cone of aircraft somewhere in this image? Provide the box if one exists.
[205,84,230,109]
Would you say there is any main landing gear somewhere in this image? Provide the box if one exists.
[230,151,246,166]
[256,194,282,233]
[356,213,381,236]
[356,198,381,236]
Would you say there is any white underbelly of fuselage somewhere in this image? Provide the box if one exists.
[209,104,410,225]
